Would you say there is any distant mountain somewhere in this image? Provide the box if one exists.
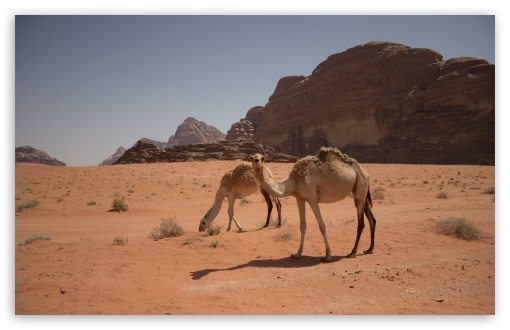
[168,117,225,146]
[15,146,66,166]
[99,146,126,165]
[101,118,225,165]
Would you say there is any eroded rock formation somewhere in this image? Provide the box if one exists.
[250,41,494,165]
[114,139,298,164]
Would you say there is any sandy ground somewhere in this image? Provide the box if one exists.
[13,160,495,316]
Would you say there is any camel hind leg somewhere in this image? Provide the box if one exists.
[363,196,377,254]
[347,194,367,258]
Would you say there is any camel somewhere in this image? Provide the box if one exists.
[251,147,376,262]
[199,162,282,232]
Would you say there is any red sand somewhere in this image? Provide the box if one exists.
[14,161,495,315]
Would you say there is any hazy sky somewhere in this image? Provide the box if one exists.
[15,14,495,166]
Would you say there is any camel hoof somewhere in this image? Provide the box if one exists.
[322,256,333,263]
[346,253,356,258]
[363,249,373,255]
[238,228,243,232]
[290,254,302,259]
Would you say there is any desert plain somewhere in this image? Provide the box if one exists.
[14,160,495,315]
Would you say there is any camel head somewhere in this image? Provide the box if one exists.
[198,215,212,232]
[250,153,265,171]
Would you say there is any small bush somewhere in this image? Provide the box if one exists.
[87,200,96,206]
[239,198,252,206]
[113,235,128,245]
[205,224,222,236]
[435,217,481,241]
[110,196,129,212]
[18,235,51,246]
[273,229,294,242]
[482,187,495,194]
[210,241,219,248]
[149,217,184,240]
[182,234,202,245]
[15,200,40,212]
[372,187,385,200]
[436,191,448,199]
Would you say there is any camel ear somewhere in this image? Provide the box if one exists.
[262,155,265,162]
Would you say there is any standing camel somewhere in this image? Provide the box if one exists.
[199,162,282,232]
[251,147,376,262]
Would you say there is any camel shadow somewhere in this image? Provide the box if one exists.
[190,255,346,280]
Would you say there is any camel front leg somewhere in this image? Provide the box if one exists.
[260,189,273,228]
[226,197,243,232]
[291,198,306,259]
[308,199,333,262]
[273,197,282,227]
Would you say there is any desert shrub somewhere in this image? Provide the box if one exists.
[149,217,184,240]
[436,191,448,199]
[15,200,40,212]
[210,241,219,248]
[482,187,495,194]
[372,187,385,200]
[258,217,287,229]
[182,234,202,245]
[110,196,129,212]
[205,224,222,236]
[435,217,481,241]
[18,235,51,246]
[273,229,294,242]
[87,200,96,206]
[113,235,128,245]
[239,198,252,206]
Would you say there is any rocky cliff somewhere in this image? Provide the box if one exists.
[249,41,494,165]
[114,139,298,165]
[168,117,226,146]
[15,146,66,166]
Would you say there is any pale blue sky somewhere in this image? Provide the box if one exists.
[15,15,495,166]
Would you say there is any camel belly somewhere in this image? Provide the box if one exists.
[315,171,356,203]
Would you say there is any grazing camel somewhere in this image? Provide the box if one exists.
[251,147,376,262]
[199,162,282,232]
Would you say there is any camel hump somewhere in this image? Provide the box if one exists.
[221,162,256,190]
[316,147,356,164]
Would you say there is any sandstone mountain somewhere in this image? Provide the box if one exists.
[114,139,298,165]
[168,117,225,146]
[239,41,494,165]
[15,146,66,166]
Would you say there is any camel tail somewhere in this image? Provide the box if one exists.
[366,189,373,209]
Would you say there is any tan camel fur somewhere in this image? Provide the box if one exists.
[251,147,376,262]
[199,162,282,232]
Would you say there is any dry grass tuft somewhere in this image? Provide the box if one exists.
[149,217,185,240]
[435,217,481,241]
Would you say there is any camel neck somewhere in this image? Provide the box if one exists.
[255,165,293,198]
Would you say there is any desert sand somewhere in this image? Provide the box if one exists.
[14,160,495,315]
